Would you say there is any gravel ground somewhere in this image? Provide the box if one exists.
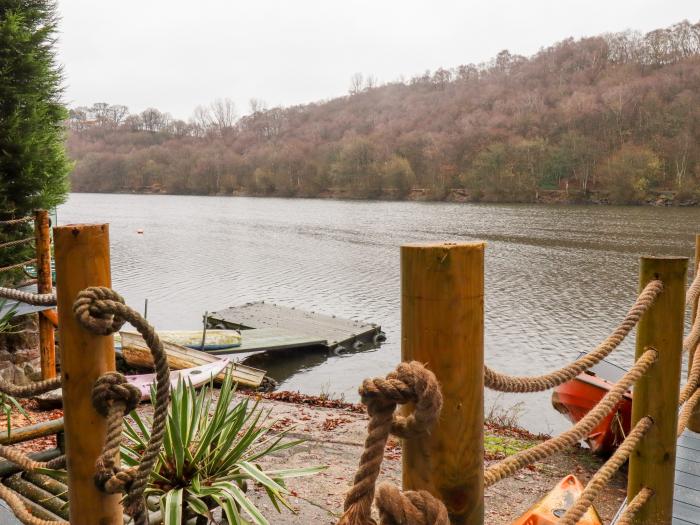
[241,395,627,525]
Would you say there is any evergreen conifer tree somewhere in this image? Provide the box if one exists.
[0,0,70,281]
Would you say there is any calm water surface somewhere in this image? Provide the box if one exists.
[58,194,700,434]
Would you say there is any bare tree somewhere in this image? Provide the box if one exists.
[249,97,267,114]
[109,105,129,126]
[209,98,237,135]
[192,105,213,132]
[349,72,364,95]
[140,108,165,132]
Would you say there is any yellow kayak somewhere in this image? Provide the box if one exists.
[511,475,602,525]
[115,329,242,351]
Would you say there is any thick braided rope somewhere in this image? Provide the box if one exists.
[0,237,34,250]
[375,483,450,525]
[683,301,700,355]
[556,417,653,525]
[678,389,700,436]
[615,488,655,525]
[0,484,67,525]
[0,447,65,472]
[686,261,700,307]
[0,286,56,307]
[74,287,171,525]
[338,361,445,525]
[679,347,700,406]
[0,217,32,226]
[0,452,66,525]
[0,376,61,398]
[485,348,657,487]
[484,280,662,393]
[0,259,37,274]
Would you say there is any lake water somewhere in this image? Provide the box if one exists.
[57,193,700,434]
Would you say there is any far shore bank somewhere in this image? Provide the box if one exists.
[70,187,699,207]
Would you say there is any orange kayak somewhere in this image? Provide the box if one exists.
[511,475,602,525]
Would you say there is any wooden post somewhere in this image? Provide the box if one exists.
[401,242,484,525]
[628,256,686,525]
[54,224,123,525]
[689,235,700,433]
[34,209,56,379]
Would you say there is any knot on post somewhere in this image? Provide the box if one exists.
[94,463,136,494]
[339,361,446,525]
[92,373,141,417]
[359,361,443,438]
[74,286,126,335]
[376,483,450,525]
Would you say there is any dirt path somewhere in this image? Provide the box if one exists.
[243,394,627,524]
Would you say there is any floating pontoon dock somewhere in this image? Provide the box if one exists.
[207,301,383,354]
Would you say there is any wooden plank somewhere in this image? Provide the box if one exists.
[120,332,266,388]
[207,327,326,355]
[208,302,380,347]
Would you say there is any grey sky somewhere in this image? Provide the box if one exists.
[56,0,698,120]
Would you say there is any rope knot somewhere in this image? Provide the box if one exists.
[376,483,450,525]
[94,462,135,494]
[74,286,126,335]
[359,361,443,438]
[92,372,141,417]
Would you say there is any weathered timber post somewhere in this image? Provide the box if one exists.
[689,235,700,433]
[34,209,56,379]
[54,224,123,524]
[401,242,485,525]
[628,256,686,525]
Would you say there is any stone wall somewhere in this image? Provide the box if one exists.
[0,314,41,385]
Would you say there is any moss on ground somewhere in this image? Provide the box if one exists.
[484,433,539,459]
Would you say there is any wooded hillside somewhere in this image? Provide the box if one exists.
[68,20,700,204]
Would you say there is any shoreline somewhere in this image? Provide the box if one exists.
[68,187,699,207]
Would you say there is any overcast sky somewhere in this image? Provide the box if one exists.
[56,0,698,120]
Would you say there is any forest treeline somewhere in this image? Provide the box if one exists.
[68,20,700,205]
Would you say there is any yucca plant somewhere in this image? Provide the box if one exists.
[0,300,27,434]
[122,373,324,524]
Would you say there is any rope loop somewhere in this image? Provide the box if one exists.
[375,483,450,525]
[360,361,443,439]
[339,361,447,525]
[74,286,126,335]
[92,372,141,417]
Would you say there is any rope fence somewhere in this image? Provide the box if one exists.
[484,280,662,393]
[0,286,56,306]
[0,217,32,227]
[0,234,698,525]
[484,348,658,487]
[0,237,34,251]
[556,417,653,525]
[0,259,37,275]
[615,488,655,525]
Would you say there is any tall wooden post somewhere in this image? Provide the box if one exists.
[628,256,686,525]
[401,242,485,525]
[689,235,700,433]
[34,210,56,379]
[54,224,123,525]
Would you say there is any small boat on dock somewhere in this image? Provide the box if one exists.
[126,359,229,400]
[33,360,231,408]
[511,475,602,525]
[115,329,241,352]
[119,331,267,389]
[551,357,631,455]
